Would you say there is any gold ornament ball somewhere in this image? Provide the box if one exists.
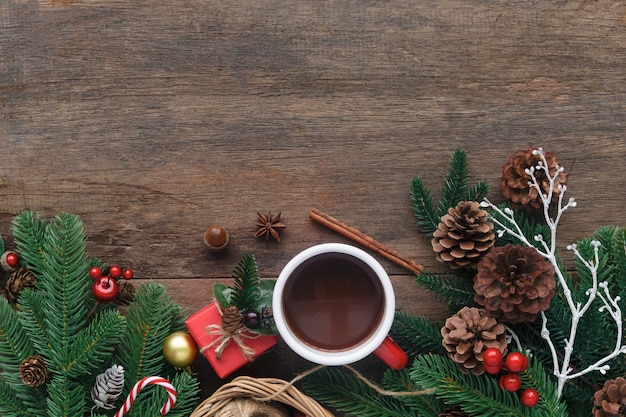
[163,331,198,368]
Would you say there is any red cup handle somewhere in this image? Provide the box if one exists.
[373,335,408,370]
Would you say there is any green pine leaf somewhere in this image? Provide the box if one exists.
[437,148,470,217]
[230,253,260,311]
[116,281,186,397]
[65,309,126,378]
[11,211,47,280]
[410,354,568,417]
[381,368,442,417]
[466,180,490,202]
[410,176,440,237]
[302,367,421,417]
[390,311,444,358]
[415,272,477,312]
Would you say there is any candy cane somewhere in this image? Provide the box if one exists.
[114,376,177,417]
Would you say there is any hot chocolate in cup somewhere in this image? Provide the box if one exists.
[273,243,408,369]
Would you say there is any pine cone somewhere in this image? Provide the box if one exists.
[500,147,568,212]
[222,305,244,333]
[19,355,49,387]
[593,377,626,417]
[439,407,472,417]
[6,267,36,301]
[92,365,125,410]
[115,280,135,305]
[474,244,556,324]
[432,201,495,269]
[441,306,507,375]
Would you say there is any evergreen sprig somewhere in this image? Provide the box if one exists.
[414,272,477,312]
[0,211,199,416]
[410,354,568,417]
[389,311,445,358]
[302,367,421,417]
[410,148,489,237]
[231,253,260,310]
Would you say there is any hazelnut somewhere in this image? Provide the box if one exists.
[203,225,229,252]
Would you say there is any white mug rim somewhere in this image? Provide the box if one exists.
[272,243,395,366]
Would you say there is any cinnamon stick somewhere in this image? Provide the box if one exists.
[309,208,424,275]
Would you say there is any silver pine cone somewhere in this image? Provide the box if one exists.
[91,364,125,410]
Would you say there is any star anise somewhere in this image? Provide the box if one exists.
[254,211,286,242]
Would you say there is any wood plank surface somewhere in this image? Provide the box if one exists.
[1,0,625,412]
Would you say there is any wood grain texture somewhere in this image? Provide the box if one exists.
[1,0,625,409]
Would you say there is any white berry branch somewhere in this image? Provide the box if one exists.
[481,148,625,398]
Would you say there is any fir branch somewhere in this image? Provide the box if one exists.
[302,367,421,417]
[116,282,186,400]
[16,288,50,359]
[65,309,126,378]
[46,372,86,417]
[0,378,41,417]
[381,368,442,417]
[415,272,477,311]
[11,211,47,279]
[466,180,490,202]
[230,253,260,310]
[38,214,91,369]
[411,354,568,417]
[0,298,47,417]
[409,176,440,237]
[390,311,444,358]
[437,148,470,217]
[158,372,200,417]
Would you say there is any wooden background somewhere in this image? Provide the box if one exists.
[1,0,625,413]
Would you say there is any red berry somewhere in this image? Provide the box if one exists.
[5,252,19,268]
[122,267,134,280]
[92,276,119,303]
[505,352,529,372]
[108,265,122,279]
[483,347,503,367]
[89,266,103,280]
[484,363,502,375]
[498,373,522,392]
[521,388,539,407]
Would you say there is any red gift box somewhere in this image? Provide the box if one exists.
[185,301,279,378]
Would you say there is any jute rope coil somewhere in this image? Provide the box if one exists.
[189,375,334,417]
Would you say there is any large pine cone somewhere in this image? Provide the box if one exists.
[6,267,37,301]
[474,244,556,324]
[441,306,507,375]
[593,377,626,417]
[431,201,495,269]
[19,355,49,387]
[500,147,568,212]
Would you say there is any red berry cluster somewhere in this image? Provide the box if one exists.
[90,265,134,303]
[483,348,539,407]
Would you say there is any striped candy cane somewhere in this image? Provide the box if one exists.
[114,376,177,417]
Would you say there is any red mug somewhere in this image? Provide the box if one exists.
[272,243,408,370]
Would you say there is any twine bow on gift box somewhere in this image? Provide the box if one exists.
[202,303,259,360]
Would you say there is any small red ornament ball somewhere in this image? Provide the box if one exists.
[505,352,529,373]
[92,276,119,303]
[89,266,103,280]
[5,252,19,269]
[483,347,503,367]
[122,267,134,280]
[108,265,122,279]
[521,388,540,407]
[498,373,522,392]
